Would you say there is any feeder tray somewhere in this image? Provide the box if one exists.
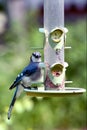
[24,87,86,97]
[24,0,86,98]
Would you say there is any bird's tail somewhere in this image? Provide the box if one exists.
[7,88,17,120]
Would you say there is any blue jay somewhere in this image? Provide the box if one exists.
[8,52,43,120]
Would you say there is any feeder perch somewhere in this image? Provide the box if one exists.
[25,87,86,97]
[24,0,86,96]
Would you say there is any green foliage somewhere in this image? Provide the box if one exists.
[0,19,86,130]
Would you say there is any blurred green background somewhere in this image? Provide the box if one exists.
[0,1,87,130]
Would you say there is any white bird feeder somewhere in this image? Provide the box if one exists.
[24,0,86,96]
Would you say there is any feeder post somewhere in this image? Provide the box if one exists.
[44,0,64,65]
[44,0,65,90]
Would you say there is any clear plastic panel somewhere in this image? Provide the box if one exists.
[44,0,64,32]
[44,0,64,65]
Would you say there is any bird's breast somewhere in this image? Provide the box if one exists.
[30,69,42,81]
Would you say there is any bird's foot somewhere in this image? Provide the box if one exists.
[21,83,38,90]
[27,86,38,90]
[31,86,38,90]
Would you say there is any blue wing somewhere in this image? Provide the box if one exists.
[9,62,39,90]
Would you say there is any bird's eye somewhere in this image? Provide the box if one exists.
[32,52,41,58]
[35,55,41,58]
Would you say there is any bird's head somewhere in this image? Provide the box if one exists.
[30,52,42,62]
